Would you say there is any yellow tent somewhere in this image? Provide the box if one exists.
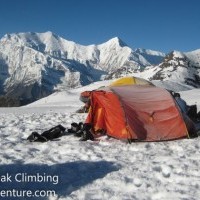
[110,76,153,87]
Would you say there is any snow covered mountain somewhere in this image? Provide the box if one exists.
[105,47,165,79]
[129,50,200,91]
[0,31,165,106]
[0,31,199,106]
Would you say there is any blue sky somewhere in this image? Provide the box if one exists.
[0,0,199,53]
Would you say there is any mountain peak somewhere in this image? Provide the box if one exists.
[104,37,128,47]
[39,31,58,39]
[164,51,185,61]
[172,50,184,58]
[43,31,54,35]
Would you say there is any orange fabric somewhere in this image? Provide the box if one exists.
[85,91,130,139]
[85,85,188,141]
[112,85,188,141]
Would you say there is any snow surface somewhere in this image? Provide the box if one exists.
[1,80,200,200]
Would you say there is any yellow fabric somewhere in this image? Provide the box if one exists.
[110,77,135,86]
[110,76,153,87]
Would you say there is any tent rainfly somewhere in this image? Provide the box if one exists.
[85,85,196,141]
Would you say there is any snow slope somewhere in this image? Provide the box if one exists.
[0,81,200,200]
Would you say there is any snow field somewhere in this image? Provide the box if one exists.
[0,85,200,199]
[1,109,200,200]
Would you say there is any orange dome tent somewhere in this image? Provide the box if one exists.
[85,85,196,141]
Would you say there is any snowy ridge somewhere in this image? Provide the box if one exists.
[129,50,200,91]
[185,49,200,65]
[135,48,165,65]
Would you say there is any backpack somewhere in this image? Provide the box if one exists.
[27,124,66,142]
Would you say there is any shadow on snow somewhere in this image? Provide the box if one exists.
[0,160,120,199]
